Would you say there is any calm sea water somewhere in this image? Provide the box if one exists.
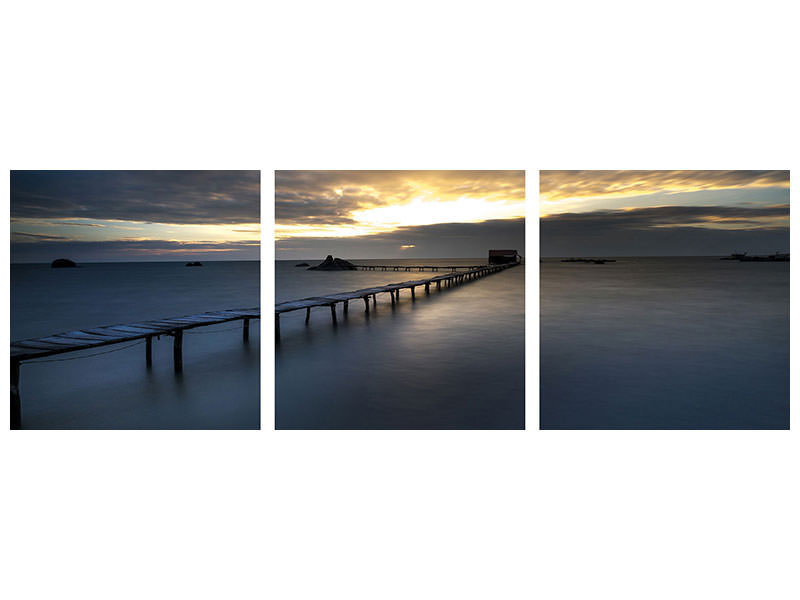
[540,257,789,429]
[275,259,525,429]
[11,261,260,429]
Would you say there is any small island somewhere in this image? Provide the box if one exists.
[308,255,357,270]
[185,261,203,267]
[51,258,77,268]
[295,262,310,267]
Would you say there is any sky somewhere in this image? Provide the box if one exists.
[275,170,525,259]
[540,170,789,256]
[10,171,260,262]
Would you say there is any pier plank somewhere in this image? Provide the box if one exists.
[102,325,168,335]
[81,328,130,338]
[51,330,124,342]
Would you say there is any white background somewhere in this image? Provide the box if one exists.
[1,1,797,598]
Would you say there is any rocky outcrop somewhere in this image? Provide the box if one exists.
[295,262,310,267]
[51,258,77,268]
[185,261,203,267]
[308,255,357,270]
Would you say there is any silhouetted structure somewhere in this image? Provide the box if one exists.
[488,249,520,264]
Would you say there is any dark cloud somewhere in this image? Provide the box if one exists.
[12,232,69,241]
[541,170,789,200]
[11,239,259,263]
[546,204,789,228]
[275,218,525,260]
[10,171,260,224]
[275,170,525,225]
[541,205,789,256]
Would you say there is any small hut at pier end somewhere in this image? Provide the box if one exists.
[488,249,521,264]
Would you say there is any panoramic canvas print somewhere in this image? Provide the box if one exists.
[10,170,260,429]
[275,170,525,429]
[540,170,789,429]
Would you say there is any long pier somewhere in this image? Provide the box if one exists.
[352,264,486,272]
[275,262,518,340]
[9,307,260,429]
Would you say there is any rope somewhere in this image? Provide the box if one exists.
[22,340,146,364]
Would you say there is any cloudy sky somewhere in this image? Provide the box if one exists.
[540,170,789,256]
[275,170,525,259]
[10,171,260,262]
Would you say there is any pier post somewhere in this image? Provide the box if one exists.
[390,291,395,306]
[243,318,250,342]
[411,286,415,300]
[437,280,441,290]
[305,307,311,324]
[330,304,337,324]
[146,335,153,367]
[372,294,377,307]
[275,314,280,342]
[363,297,370,313]
[11,359,21,430]
[344,300,349,315]
[425,282,430,295]
[173,330,183,373]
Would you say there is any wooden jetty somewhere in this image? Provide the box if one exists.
[353,264,486,272]
[9,307,260,430]
[275,262,518,340]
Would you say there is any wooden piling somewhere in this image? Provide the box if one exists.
[411,286,416,300]
[372,294,377,307]
[11,359,21,430]
[275,313,280,342]
[243,318,250,341]
[344,300,349,314]
[146,335,153,367]
[364,296,370,313]
[173,330,183,373]
[305,307,311,324]
[425,282,430,294]
[330,304,337,324]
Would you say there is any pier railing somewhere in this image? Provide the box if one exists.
[9,308,260,429]
[275,262,518,340]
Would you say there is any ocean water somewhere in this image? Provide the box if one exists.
[11,261,260,429]
[275,259,525,429]
[540,257,789,429]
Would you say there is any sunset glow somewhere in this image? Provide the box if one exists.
[540,170,790,217]
[540,170,790,257]
[11,171,260,262]
[275,170,525,240]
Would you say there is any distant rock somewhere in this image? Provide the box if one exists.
[308,255,357,271]
[185,261,203,267]
[51,258,77,268]
[295,262,310,267]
